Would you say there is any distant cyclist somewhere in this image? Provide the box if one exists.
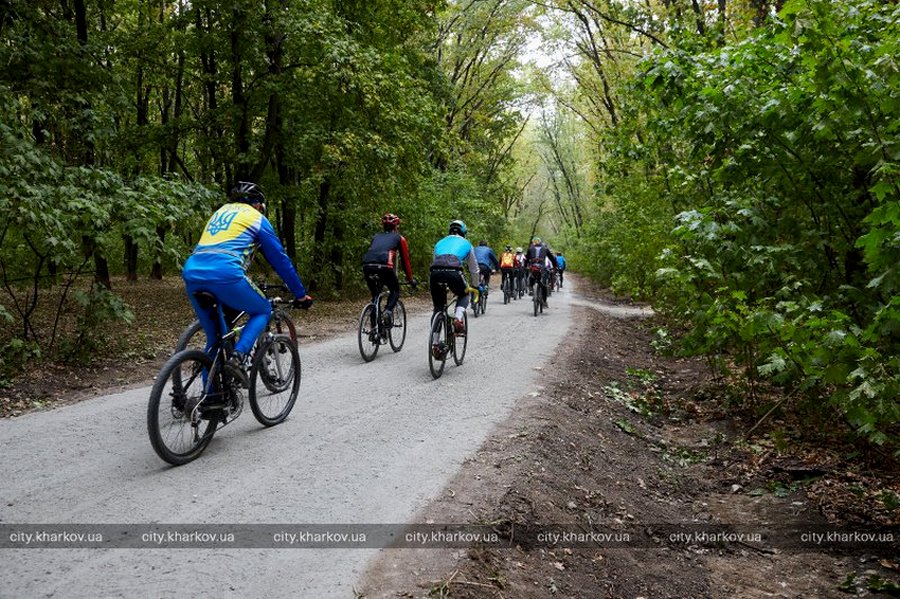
[473,240,500,290]
[525,237,556,306]
[361,213,417,325]
[555,252,567,287]
[182,181,312,382]
[514,246,527,296]
[430,220,480,341]
[499,244,516,296]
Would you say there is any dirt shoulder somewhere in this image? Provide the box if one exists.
[360,276,899,598]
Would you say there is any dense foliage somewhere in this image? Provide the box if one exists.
[0,0,534,369]
[558,0,899,451]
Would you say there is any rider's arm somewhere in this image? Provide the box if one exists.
[465,247,481,286]
[490,250,500,271]
[546,249,558,270]
[257,217,308,298]
[398,235,415,282]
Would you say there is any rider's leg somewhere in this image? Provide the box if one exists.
[217,278,273,356]
[362,265,383,303]
[184,280,227,356]
[382,268,401,313]
[451,273,469,331]
[429,271,447,315]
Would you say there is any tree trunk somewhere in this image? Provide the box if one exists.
[124,236,139,282]
[330,194,346,291]
[230,3,251,180]
[311,178,331,291]
[151,225,167,280]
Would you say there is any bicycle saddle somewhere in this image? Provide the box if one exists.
[192,291,218,309]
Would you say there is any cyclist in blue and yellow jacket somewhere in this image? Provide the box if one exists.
[182,181,312,377]
[430,220,480,340]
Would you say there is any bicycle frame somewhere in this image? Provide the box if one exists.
[429,283,478,378]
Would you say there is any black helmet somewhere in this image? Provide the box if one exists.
[478,240,487,247]
[505,244,512,251]
[449,220,467,237]
[230,181,265,204]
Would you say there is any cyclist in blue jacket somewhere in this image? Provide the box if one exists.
[555,253,567,286]
[430,220,480,341]
[182,181,313,381]
[473,240,500,291]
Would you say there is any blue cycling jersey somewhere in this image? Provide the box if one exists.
[182,202,306,298]
[433,235,474,265]
[556,255,567,269]
[473,246,499,270]
[432,234,480,283]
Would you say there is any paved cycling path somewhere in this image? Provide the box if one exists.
[0,282,577,598]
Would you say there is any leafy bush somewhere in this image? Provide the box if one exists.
[58,285,135,363]
[590,0,900,452]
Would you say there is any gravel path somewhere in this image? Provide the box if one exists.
[0,282,577,598]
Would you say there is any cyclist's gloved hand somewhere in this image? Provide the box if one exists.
[293,295,314,310]
[478,284,486,294]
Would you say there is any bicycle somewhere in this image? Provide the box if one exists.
[501,270,513,304]
[357,276,409,362]
[529,265,547,317]
[174,282,297,353]
[428,284,478,379]
[148,292,302,465]
[470,272,489,317]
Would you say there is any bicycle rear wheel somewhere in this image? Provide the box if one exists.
[389,299,407,352]
[453,312,468,365]
[148,349,219,466]
[174,320,204,353]
[428,313,447,379]
[249,334,300,426]
[357,303,379,362]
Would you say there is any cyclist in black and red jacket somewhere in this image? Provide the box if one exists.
[361,213,417,324]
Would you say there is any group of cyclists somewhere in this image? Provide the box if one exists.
[183,181,567,377]
[497,238,567,302]
[361,214,566,351]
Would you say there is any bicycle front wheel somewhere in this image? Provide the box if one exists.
[357,303,379,362]
[389,299,407,352]
[273,310,298,345]
[453,311,468,365]
[428,313,447,379]
[249,334,300,426]
[148,349,219,466]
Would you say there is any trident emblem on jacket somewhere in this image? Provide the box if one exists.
[207,209,239,236]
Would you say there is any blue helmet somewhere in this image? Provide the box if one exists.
[449,219,467,237]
